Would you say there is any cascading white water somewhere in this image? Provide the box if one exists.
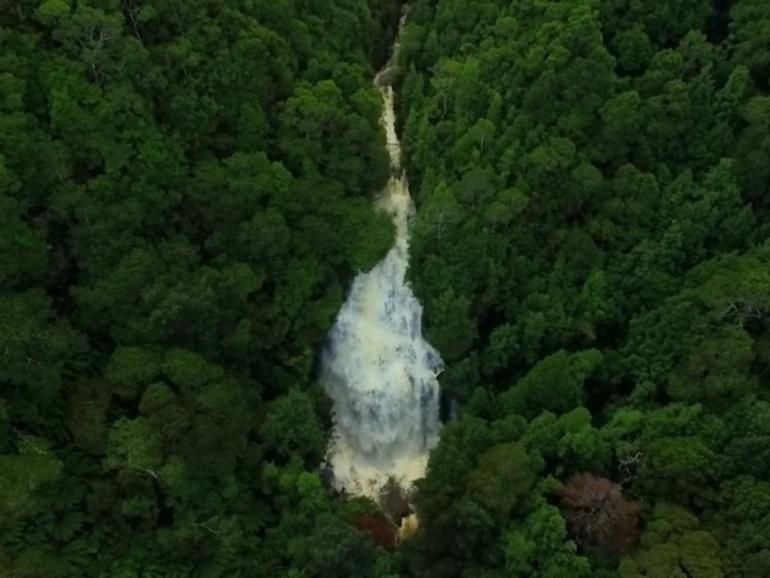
[321,13,443,499]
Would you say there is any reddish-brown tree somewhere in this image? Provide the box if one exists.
[353,514,397,551]
[559,472,641,552]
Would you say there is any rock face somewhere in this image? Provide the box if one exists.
[379,477,413,523]
[321,11,443,500]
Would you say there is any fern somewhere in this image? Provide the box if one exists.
[101,554,143,578]
[0,521,26,552]
[140,560,192,578]
[52,511,85,542]
[60,537,98,571]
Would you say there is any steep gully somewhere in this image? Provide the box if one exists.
[321,11,443,514]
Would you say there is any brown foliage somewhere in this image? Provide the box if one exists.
[559,472,641,552]
[353,514,397,551]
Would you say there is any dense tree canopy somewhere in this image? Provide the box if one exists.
[2,0,770,576]
[0,0,403,576]
[395,0,770,575]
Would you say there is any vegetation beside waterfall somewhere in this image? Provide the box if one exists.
[0,1,403,576]
[396,0,770,576]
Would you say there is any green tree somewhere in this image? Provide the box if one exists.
[259,389,327,464]
[500,350,603,420]
[503,503,591,578]
[466,442,536,515]
[619,503,725,578]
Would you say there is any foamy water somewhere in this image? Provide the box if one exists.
[321,14,443,499]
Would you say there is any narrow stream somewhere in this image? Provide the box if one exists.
[321,13,444,500]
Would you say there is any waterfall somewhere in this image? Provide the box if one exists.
[321,13,443,500]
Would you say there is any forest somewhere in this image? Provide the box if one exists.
[1,0,769,577]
